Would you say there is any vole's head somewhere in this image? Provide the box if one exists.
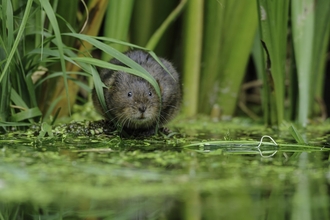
[104,72,160,129]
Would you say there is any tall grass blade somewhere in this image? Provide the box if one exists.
[182,0,204,117]
[199,1,258,117]
[101,0,134,61]
[0,1,43,125]
[291,0,314,126]
[39,0,70,114]
[45,0,108,118]
[91,66,107,117]
[146,0,187,50]
[257,0,289,125]
[251,31,268,122]
[0,74,10,122]
[0,0,33,83]
[310,0,330,116]
[198,0,223,114]
[51,107,61,125]
[291,0,330,121]
[4,0,13,48]
[56,0,79,47]
[130,0,155,47]
[215,0,258,117]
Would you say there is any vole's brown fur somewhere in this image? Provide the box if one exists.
[92,50,181,136]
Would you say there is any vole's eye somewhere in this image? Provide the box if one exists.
[128,92,132,97]
[148,92,152,96]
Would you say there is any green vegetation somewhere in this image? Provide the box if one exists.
[1,118,330,219]
[1,1,330,219]
[0,0,162,130]
[257,0,330,126]
[0,0,329,130]
[199,0,258,118]
[257,0,289,125]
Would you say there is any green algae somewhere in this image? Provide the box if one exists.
[1,118,330,219]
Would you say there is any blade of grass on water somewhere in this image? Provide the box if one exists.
[289,124,308,145]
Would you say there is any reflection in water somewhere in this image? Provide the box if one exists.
[0,127,330,219]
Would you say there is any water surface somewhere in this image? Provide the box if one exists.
[1,119,330,219]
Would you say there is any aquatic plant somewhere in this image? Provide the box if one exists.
[0,0,329,131]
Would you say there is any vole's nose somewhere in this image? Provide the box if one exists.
[138,106,147,113]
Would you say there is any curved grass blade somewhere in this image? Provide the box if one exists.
[0,121,32,126]
[146,0,187,50]
[72,57,158,84]
[91,66,107,118]
[28,48,78,68]
[43,96,62,123]
[89,37,174,80]
[62,33,161,99]
[10,107,42,122]
[10,88,42,123]
[34,71,89,88]
[289,124,308,145]
[10,88,28,109]
[0,0,33,83]
[4,0,14,48]
[257,0,289,125]
[51,108,61,126]
[38,122,53,138]
[184,135,323,152]
[94,36,146,50]
[39,0,70,114]
[148,51,174,80]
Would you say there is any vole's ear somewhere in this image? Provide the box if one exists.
[105,77,116,90]
[100,69,117,88]
[160,58,180,80]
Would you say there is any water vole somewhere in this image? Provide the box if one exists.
[92,50,181,136]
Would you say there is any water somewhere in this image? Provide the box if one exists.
[1,119,330,219]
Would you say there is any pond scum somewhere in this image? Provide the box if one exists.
[1,118,330,219]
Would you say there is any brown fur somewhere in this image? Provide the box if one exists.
[92,50,181,135]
